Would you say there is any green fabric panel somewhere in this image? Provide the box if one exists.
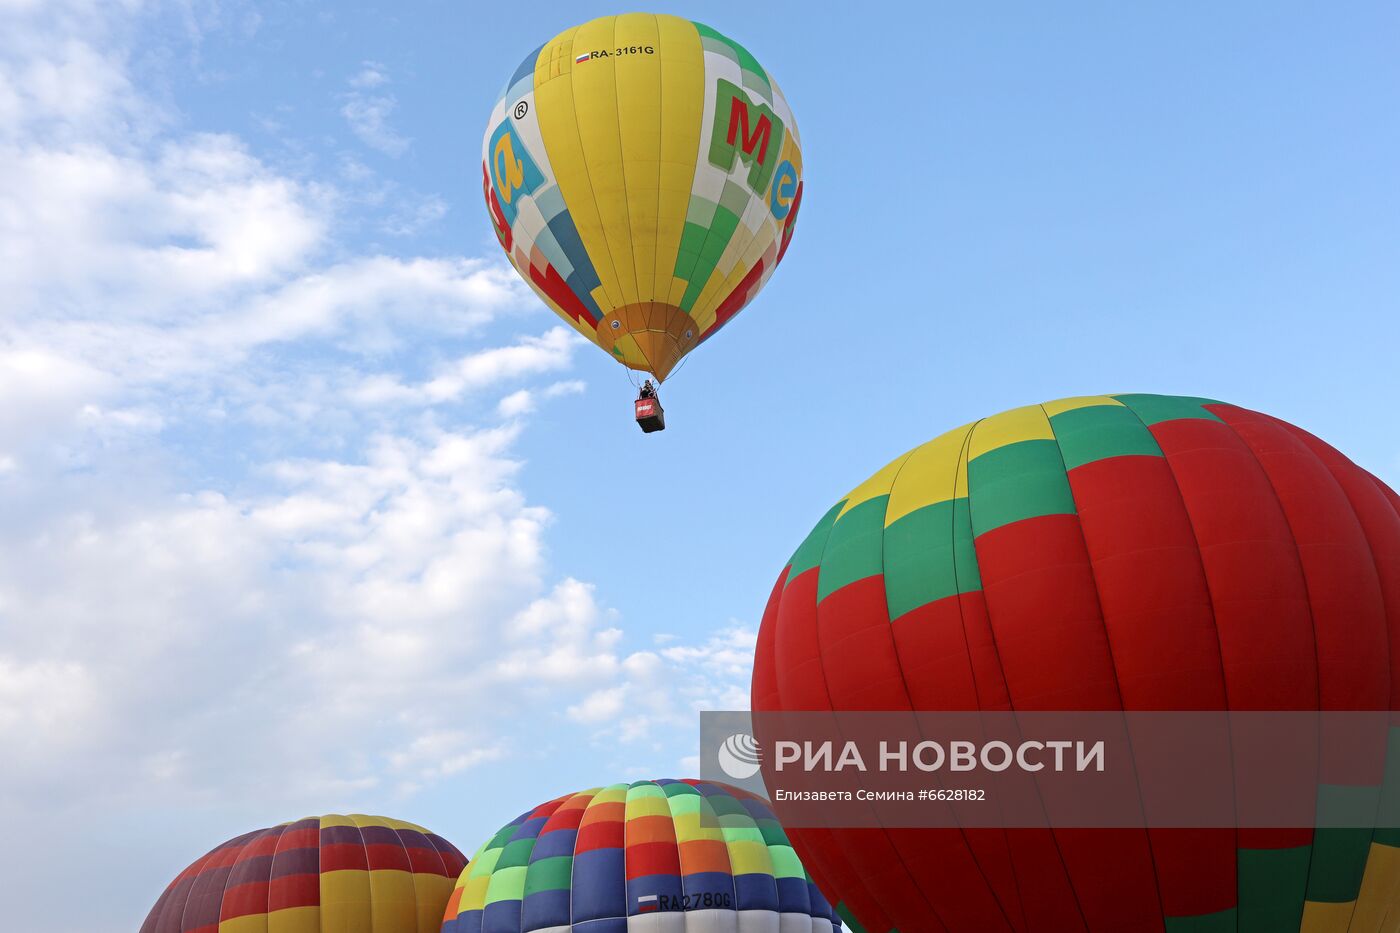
[816,496,888,602]
[835,902,872,933]
[672,221,708,283]
[884,498,980,619]
[484,864,528,904]
[768,844,804,879]
[1371,727,1400,846]
[967,439,1077,537]
[1050,403,1164,471]
[667,795,703,817]
[1114,393,1225,427]
[1164,909,1237,933]
[723,824,765,843]
[494,837,536,871]
[486,823,517,850]
[692,21,769,86]
[1306,783,1382,902]
[719,179,750,215]
[467,844,502,877]
[662,781,701,798]
[522,855,573,895]
[952,496,981,594]
[756,817,788,846]
[1237,845,1310,933]
[707,793,747,817]
[787,502,844,585]
[679,206,740,311]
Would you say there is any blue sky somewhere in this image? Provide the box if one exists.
[1,1,1397,930]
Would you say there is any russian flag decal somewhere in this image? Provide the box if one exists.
[637,894,658,913]
[575,52,591,64]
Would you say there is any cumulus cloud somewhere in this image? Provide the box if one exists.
[341,61,410,156]
[0,0,745,810]
[0,6,753,929]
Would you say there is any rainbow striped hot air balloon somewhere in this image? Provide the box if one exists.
[440,779,842,933]
[482,13,802,384]
[753,394,1400,932]
[141,813,467,933]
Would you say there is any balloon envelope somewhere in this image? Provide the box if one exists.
[141,813,467,933]
[482,13,803,381]
[440,779,842,932]
[753,394,1400,932]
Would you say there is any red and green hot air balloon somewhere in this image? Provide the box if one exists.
[753,394,1400,932]
[141,813,467,933]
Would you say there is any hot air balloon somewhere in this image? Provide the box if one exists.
[752,394,1400,932]
[439,779,842,932]
[141,813,467,933]
[482,13,803,431]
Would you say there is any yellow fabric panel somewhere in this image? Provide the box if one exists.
[613,13,661,302]
[625,790,673,819]
[612,333,644,370]
[593,784,629,804]
[265,905,319,933]
[458,871,492,913]
[568,16,638,307]
[378,816,425,833]
[670,806,724,844]
[885,423,978,525]
[412,873,455,933]
[320,813,356,829]
[653,16,703,309]
[367,868,417,933]
[219,912,269,933]
[968,405,1055,459]
[724,839,773,876]
[1040,395,1125,417]
[540,31,573,82]
[321,869,373,933]
[1350,843,1400,932]
[534,25,625,311]
[1300,898,1358,933]
[837,451,914,520]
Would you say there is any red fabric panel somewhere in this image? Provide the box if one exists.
[757,566,896,933]
[1276,420,1400,706]
[219,881,270,922]
[319,842,368,873]
[269,822,321,912]
[975,513,1163,930]
[1066,453,1236,920]
[625,841,681,880]
[1147,415,1317,857]
[1219,405,1389,785]
[818,575,1012,932]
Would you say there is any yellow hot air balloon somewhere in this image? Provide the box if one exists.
[482,13,803,393]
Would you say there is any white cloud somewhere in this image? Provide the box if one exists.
[352,327,581,407]
[341,63,409,156]
[0,5,751,930]
[350,60,390,89]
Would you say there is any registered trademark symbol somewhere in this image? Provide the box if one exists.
[513,101,528,120]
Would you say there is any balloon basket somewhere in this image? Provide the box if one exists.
[635,397,665,433]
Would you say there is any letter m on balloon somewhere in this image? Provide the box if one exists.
[709,79,785,195]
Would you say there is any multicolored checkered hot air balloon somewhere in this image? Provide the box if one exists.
[482,13,802,383]
[753,394,1400,932]
[439,779,842,933]
[141,813,467,933]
